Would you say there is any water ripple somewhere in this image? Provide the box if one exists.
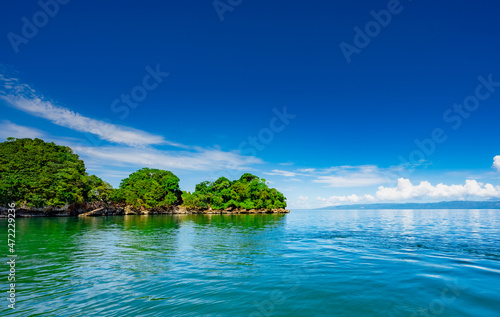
[1,210,499,316]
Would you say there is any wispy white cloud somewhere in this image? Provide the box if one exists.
[494,156,500,173]
[297,168,315,173]
[316,178,500,207]
[317,194,376,206]
[264,169,298,177]
[0,121,260,173]
[73,144,263,172]
[0,74,176,147]
[0,120,46,139]
[265,164,400,187]
[313,174,386,187]
[0,71,264,175]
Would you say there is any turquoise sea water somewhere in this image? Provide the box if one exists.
[1,209,500,316]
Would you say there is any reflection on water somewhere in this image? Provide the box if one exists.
[2,210,500,316]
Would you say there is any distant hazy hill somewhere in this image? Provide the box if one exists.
[317,201,500,210]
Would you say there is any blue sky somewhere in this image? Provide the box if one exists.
[1,0,500,208]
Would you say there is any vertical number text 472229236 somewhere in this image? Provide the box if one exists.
[7,202,17,310]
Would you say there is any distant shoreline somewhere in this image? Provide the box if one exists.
[316,201,500,210]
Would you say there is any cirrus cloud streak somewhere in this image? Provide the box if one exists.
[0,74,174,147]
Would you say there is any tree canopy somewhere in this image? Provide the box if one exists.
[118,167,182,208]
[0,138,111,207]
[182,173,287,210]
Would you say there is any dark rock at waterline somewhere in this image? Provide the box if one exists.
[0,204,290,218]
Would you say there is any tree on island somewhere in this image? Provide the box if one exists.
[84,174,115,203]
[182,173,287,210]
[118,168,182,208]
[0,138,112,207]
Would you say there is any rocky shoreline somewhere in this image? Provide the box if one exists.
[0,204,290,218]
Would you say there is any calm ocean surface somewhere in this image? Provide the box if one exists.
[2,209,500,316]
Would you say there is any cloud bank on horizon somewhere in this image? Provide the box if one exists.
[316,178,500,207]
[269,163,500,208]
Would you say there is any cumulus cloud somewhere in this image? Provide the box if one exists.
[494,156,500,173]
[317,178,500,206]
[0,120,45,139]
[289,195,311,209]
[0,74,173,147]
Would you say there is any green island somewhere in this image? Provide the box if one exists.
[0,138,289,217]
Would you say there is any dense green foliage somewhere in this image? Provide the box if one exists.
[118,168,182,208]
[0,138,111,207]
[0,138,287,210]
[182,173,287,210]
[84,174,115,203]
